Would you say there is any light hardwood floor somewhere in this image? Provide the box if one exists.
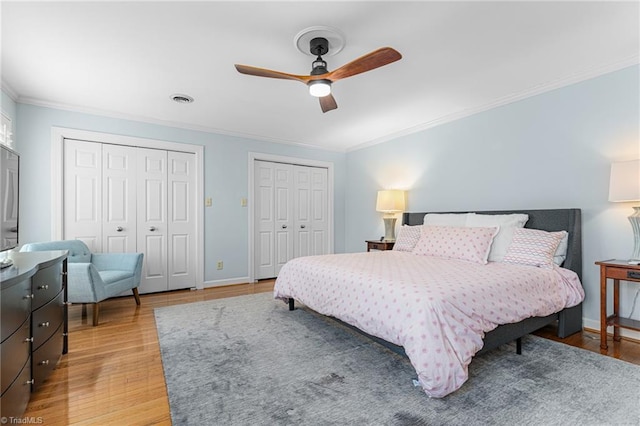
[24,280,640,425]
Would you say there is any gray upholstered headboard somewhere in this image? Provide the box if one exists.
[402,209,582,281]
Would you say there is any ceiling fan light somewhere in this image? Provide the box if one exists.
[308,80,331,97]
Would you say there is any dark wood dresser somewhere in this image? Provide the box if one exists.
[0,250,67,419]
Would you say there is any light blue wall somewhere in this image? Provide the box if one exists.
[345,64,640,329]
[11,102,346,283]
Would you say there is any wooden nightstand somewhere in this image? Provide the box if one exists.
[366,240,395,252]
[595,259,640,350]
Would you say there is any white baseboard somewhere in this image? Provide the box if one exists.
[583,318,640,342]
[203,276,252,288]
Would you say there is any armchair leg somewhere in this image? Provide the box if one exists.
[92,303,100,326]
[132,288,141,305]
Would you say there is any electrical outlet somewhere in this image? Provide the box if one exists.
[240,197,247,207]
[205,197,212,207]
[216,261,223,270]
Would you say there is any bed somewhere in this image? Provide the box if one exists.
[273,208,585,398]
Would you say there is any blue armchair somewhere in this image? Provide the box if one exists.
[21,240,143,326]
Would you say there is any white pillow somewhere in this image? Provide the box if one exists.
[553,232,569,266]
[503,228,567,269]
[423,213,472,227]
[466,213,529,262]
[392,225,422,252]
[412,225,499,265]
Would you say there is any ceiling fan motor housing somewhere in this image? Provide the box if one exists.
[309,37,329,56]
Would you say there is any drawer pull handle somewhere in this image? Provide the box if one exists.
[25,379,35,385]
[39,360,50,366]
[38,284,49,290]
[24,337,33,343]
[627,271,640,280]
[39,321,50,327]
[24,294,34,299]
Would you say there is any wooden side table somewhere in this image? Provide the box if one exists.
[366,240,395,252]
[595,259,640,350]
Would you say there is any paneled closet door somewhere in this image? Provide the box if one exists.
[274,163,294,275]
[293,166,328,257]
[254,160,327,280]
[309,166,328,256]
[255,161,276,279]
[167,151,196,290]
[137,148,168,293]
[63,140,103,252]
[102,144,137,253]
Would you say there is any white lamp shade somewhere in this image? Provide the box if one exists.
[609,160,640,202]
[376,190,405,213]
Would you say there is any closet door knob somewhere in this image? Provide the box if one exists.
[149,226,157,232]
[281,225,287,229]
[116,226,123,232]
[300,225,306,229]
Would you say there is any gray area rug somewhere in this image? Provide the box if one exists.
[154,292,640,425]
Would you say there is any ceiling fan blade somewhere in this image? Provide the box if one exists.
[319,94,338,113]
[326,47,402,82]
[234,64,311,83]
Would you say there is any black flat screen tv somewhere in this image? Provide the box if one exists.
[0,143,19,252]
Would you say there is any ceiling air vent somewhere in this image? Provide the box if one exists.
[171,94,194,104]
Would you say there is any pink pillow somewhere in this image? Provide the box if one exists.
[412,225,499,264]
[502,228,567,269]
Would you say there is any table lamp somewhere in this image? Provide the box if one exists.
[376,189,405,241]
[608,159,640,263]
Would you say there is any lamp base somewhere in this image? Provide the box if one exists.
[383,217,397,242]
[629,206,640,262]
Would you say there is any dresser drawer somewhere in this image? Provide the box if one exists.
[32,323,63,392]
[32,261,63,311]
[0,357,31,419]
[0,316,30,395]
[32,290,64,351]
[605,267,640,282]
[1,278,31,342]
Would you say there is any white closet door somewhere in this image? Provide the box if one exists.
[102,144,137,253]
[255,161,275,279]
[63,139,103,252]
[293,166,311,258]
[274,163,293,275]
[254,160,328,279]
[137,148,168,293]
[167,151,196,290]
[310,166,328,256]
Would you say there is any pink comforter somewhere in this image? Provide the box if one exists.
[273,251,584,398]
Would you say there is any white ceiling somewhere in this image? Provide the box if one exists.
[1,1,638,152]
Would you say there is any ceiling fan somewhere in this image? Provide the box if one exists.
[234,37,402,113]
